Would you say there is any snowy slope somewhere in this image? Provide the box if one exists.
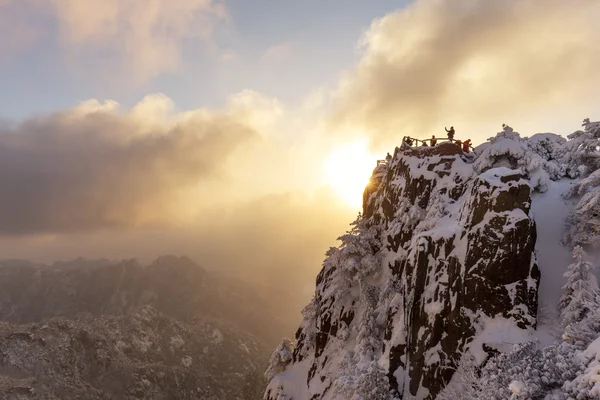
[531,180,575,322]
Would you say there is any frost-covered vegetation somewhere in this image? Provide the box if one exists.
[266,119,600,400]
[437,120,600,400]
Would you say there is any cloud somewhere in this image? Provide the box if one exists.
[0,93,271,235]
[263,42,294,63]
[331,0,600,145]
[0,0,227,82]
[0,90,357,293]
[0,187,357,292]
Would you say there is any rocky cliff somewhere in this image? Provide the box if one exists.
[265,141,541,399]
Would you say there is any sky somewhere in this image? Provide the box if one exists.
[1,0,600,291]
[0,0,401,117]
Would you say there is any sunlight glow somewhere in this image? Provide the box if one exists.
[323,139,377,209]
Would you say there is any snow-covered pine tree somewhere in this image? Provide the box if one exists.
[438,341,579,399]
[335,213,382,281]
[562,292,600,348]
[563,118,600,178]
[526,133,567,180]
[473,124,550,192]
[559,246,599,327]
[351,363,392,400]
[265,338,295,381]
[564,166,600,248]
[565,188,600,248]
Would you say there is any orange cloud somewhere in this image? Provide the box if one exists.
[0,93,261,234]
[331,0,600,145]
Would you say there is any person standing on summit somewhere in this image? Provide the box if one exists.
[462,139,471,152]
[445,126,455,141]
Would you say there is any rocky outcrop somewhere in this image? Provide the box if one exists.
[265,143,540,399]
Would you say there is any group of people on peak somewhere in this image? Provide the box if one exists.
[383,127,474,165]
[445,126,472,152]
[401,126,472,152]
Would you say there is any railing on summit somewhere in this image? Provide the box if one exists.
[401,136,474,151]
[377,136,474,168]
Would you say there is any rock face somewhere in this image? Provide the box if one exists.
[265,143,540,399]
[0,256,277,399]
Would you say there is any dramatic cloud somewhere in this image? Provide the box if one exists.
[0,188,357,295]
[0,93,270,234]
[0,90,356,295]
[332,0,600,145]
[0,0,227,81]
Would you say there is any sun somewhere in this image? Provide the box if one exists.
[323,139,377,209]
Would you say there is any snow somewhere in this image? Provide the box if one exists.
[468,315,538,364]
[267,123,600,400]
[566,348,600,396]
[181,356,193,367]
[170,335,184,349]
[474,125,551,192]
[584,336,600,359]
[509,380,525,395]
[424,301,443,324]
[266,363,309,400]
[210,328,224,344]
[531,179,575,323]
[479,166,523,184]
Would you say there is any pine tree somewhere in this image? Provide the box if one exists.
[559,246,599,327]
[473,124,550,192]
[265,338,295,381]
[563,118,600,177]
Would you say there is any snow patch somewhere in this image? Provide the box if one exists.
[509,380,525,395]
[181,356,192,367]
[468,315,536,364]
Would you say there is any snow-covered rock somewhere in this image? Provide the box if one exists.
[261,119,600,399]
[266,141,540,399]
[0,307,267,399]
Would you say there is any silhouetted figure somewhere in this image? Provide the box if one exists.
[455,139,462,149]
[445,126,455,141]
[406,138,413,146]
[462,139,471,153]
[386,152,392,161]
[421,141,428,147]
[431,135,437,146]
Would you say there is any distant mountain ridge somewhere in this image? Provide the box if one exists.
[0,255,287,348]
[0,255,293,399]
